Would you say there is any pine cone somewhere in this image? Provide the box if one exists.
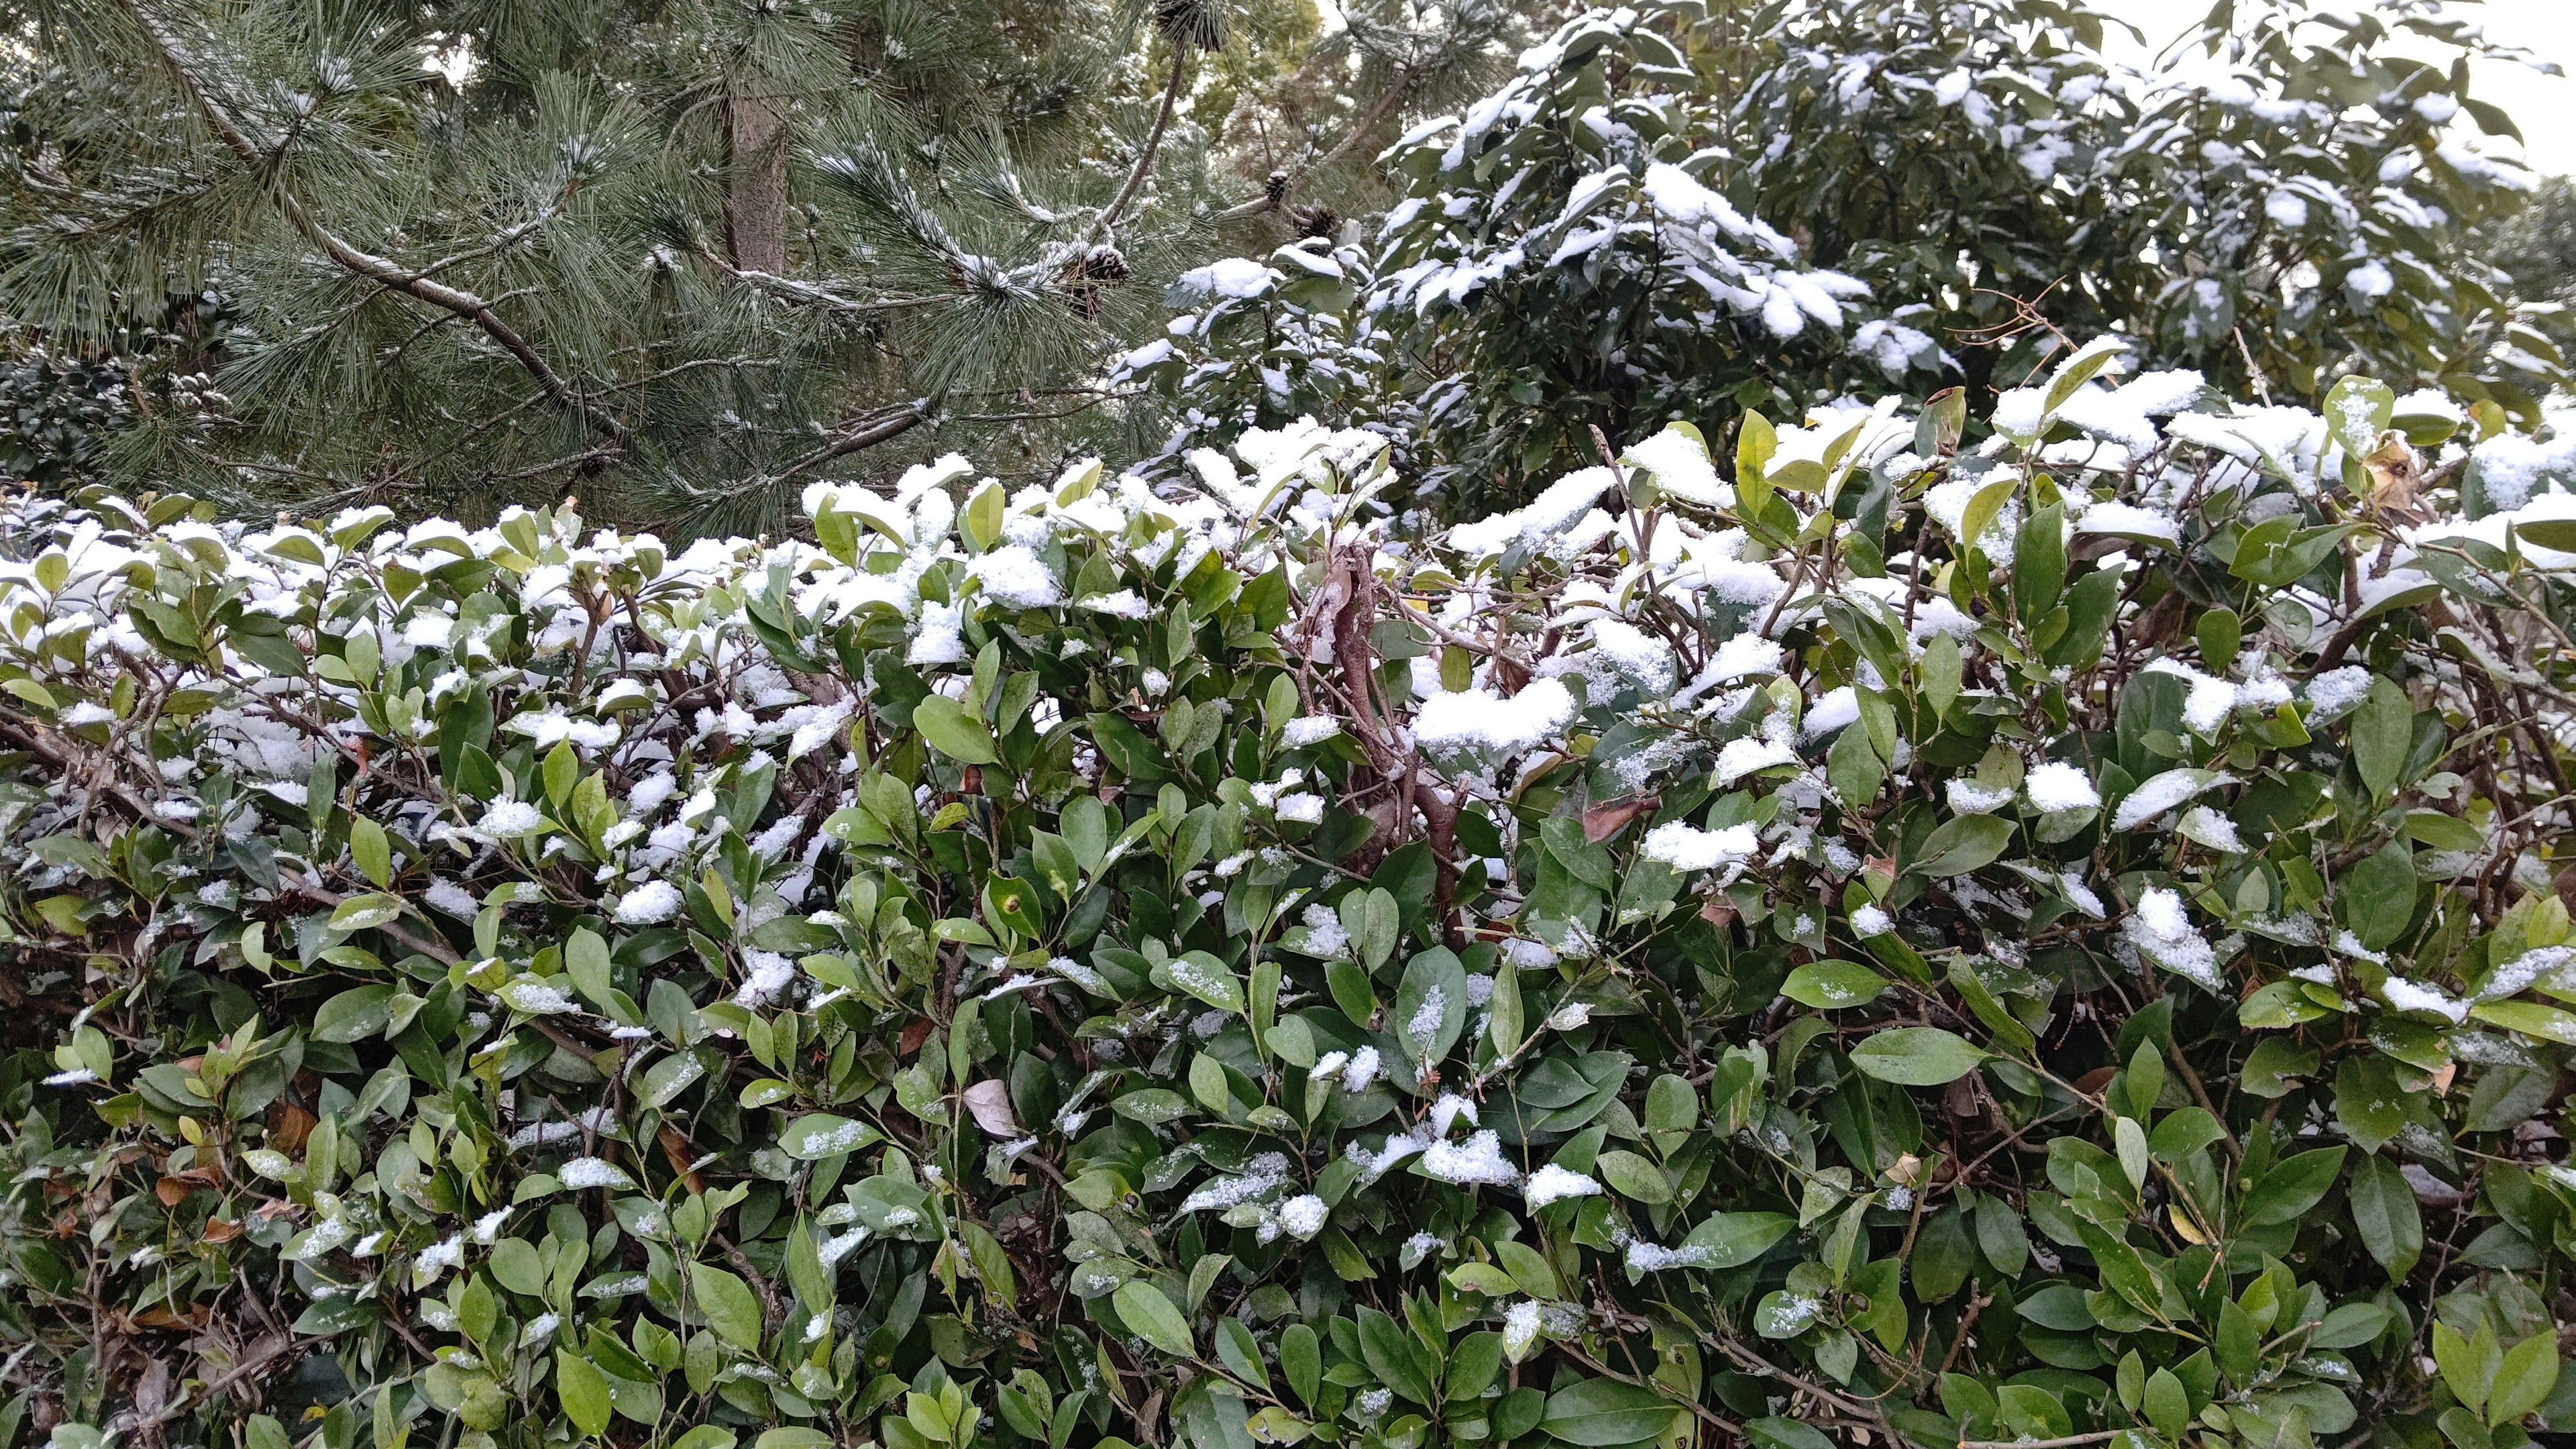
[1154,0,1224,50]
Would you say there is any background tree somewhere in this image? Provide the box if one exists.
[2483,174,2576,370]
[0,0,1516,531]
[1125,0,2566,512]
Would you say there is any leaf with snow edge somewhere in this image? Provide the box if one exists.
[2175,805,2244,853]
[497,977,582,1015]
[2110,768,2229,831]
[1393,947,1468,1072]
[638,1052,706,1110]
[2073,501,2182,549]
[780,1114,883,1160]
[1155,952,1246,1015]
[1112,1089,1193,1124]
[2322,375,2396,464]
[2469,1001,2576,1045]
[1754,1289,1827,1338]
[1849,1028,1985,1085]
[328,892,406,931]
[314,985,397,1043]
[1621,423,1727,507]
[1680,1212,1797,1268]
[1781,959,1887,1010]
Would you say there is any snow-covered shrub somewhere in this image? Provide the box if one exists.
[7,346,2576,1448]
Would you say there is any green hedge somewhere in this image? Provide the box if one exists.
[5,343,2576,1449]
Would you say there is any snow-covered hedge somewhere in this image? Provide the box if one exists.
[7,343,2576,1449]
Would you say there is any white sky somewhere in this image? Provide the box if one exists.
[2092,0,2576,176]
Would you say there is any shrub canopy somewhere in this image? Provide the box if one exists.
[1120,1,2563,515]
[8,297,2576,1449]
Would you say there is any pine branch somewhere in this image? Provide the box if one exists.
[1095,39,1191,239]
[692,248,958,315]
[1220,64,1417,223]
[769,400,932,483]
[119,0,630,448]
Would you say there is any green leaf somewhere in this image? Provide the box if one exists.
[1849,1028,1985,1085]
[912,694,1000,765]
[565,926,615,1012]
[1280,1322,1321,1407]
[2074,1220,2166,1321]
[1958,474,2020,549]
[963,481,1006,552]
[490,1237,545,1295]
[2012,503,2065,623]
[1159,952,1246,1015]
[1826,723,1882,806]
[1112,1281,1194,1356]
[327,892,406,932]
[556,1350,611,1437]
[668,1427,735,1449]
[1909,815,2014,877]
[350,817,391,889]
[1781,959,1887,1010]
[2242,1146,2348,1226]
[1356,1307,1436,1406]
[2339,837,2416,952]
[2323,375,2396,460]
[2432,1321,2493,1418]
[779,1114,880,1160]
[1495,1240,1561,1298]
[1540,1378,1684,1446]
[1596,1150,1670,1205]
[313,985,396,1043]
[2469,1000,2576,1044]
[2352,678,2412,798]
[2333,1056,2407,1154]
[1392,947,1467,1069]
[2314,1301,2393,1349]
[2349,1154,2422,1281]
[1680,1212,1796,1269]
[2488,1332,2559,1427]
[1221,1315,1272,1382]
[1348,888,1401,971]
[2143,1368,2190,1440]
[1743,1419,1836,1449]
[2231,520,2351,586]
[690,1263,764,1350]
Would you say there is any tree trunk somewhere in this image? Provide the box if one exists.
[726,85,789,274]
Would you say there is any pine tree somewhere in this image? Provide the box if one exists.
[0,1,1510,531]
